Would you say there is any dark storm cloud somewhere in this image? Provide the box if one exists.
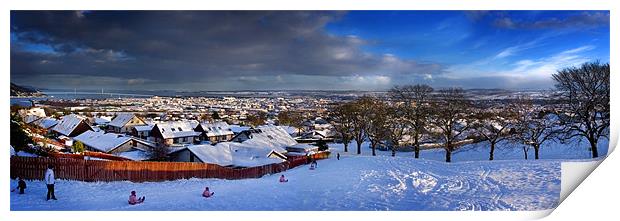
[493,11,609,29]
[10,11,444,90]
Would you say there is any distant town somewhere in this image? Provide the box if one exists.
[9,83,587,166]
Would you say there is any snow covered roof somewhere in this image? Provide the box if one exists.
[229,125,251,133]
[16,151,39,157]
[19,108,46,123]
[33,117,58,129]
[133,124,154,132]
[109,113,140,127]
[188,120,200,129]
[52,114,91,136]
[155,121,201,139]
[24,115,42,124]
[115,150,151,161]
[280,126,300,135]
[74,131,132,153]
[236,125,298,153]
[288,143,318,151]
[199,121,234,137]
[94,117,112,125]
[187,143,284,167]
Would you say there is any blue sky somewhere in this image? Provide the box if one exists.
[325,11,609,89]
[10,11,609,91]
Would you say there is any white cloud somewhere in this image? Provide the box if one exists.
[424,74,433,80]
[441,45,596,88]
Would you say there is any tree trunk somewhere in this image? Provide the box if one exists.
[356,141,362,155]
[590,138,599,158]
[445,149,452,163]
[534,145,540,160]
[489,142,495,161]
[414,136,420,158]
[523,147,528,160]
[371,143,376,156]
[391,148,396,157]
[343,142,349,153]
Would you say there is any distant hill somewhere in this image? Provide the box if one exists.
[10,83,45,97]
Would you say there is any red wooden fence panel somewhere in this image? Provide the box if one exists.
[10,151,330,182]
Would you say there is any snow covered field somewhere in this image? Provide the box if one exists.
[331,138,609,161]
[10,150,564,211]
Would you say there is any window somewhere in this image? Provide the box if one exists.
[178,127,183,131]
[171,128,176,131]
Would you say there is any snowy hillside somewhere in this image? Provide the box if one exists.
[331,137,609,162]
[10,154,560,211]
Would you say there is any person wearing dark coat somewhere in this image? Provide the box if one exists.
[11,177,27,194]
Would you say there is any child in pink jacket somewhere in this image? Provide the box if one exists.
[128,191,145,205]
[279,175,288,183]
[202,187,214,198]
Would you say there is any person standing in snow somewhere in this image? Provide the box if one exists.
[337,153,340,160]
[11,177,27,194]
[45,165,57,201]
[128,191,145,205]
[202,187,215,198]
[279,175,288,183]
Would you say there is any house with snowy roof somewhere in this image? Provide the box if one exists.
[73,130,155,161]
[170,125,299,167]
[51,114,93,137]
[132,124,154,139]
[32,117,58,130]
[93,116,112,126]
[194,121,234,144]
[230,125,296,149]
[108,113,147,134]
[169,142,287,167]
[18,107,47,124]
[150,121,201,146]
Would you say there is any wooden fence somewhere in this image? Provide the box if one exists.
[10,151,330,182]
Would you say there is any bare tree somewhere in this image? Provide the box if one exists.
[513,109,559,160]
[429,88,472,163]
[472,108,517,160]
[330,102,356,153]
[364,98,389,156]
[148,143,170,161]
[552,61,610,158]
[389,84,433,158]
[246,111,267,127]
[351,96,374,155]
[278,111,304,136]
[200,113,213,122]
[384,105,409,157]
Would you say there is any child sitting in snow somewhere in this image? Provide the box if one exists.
[279,175,288,183]
[128,191,145,205]
[10,177,27,194]
[202,187,215,198]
